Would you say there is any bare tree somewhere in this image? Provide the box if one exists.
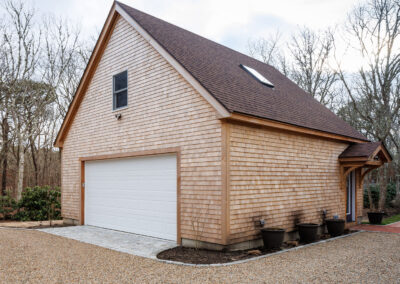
[9,80,54,199]
[338,0,400,211]
[248,27,339,108]
[41,16,90,119]
[0,0,93,196]
[0,20,10,196]
[248,32,284,67]
[1,0,40,199]
[288,28,339,107]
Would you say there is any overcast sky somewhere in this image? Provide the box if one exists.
[20,0,362,55]
[0,0,366,72]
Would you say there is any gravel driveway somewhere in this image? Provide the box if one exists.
[0,229,399,283]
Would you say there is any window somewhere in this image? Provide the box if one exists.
[113,71,128,110]
[240,64,274,88]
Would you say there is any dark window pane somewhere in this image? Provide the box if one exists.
[114,71,127,91]
[115,90,127,108]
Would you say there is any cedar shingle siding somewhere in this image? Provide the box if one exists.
[62,17,224,244]
[227,123,363,243]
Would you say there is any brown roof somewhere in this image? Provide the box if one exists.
[117,2,367,141]
[339,142,382,159]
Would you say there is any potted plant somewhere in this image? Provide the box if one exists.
[367,211,385,224]
[261,227,285,249]
[297,223,319,243]
[325,214,345,237]
[291,210,319,243]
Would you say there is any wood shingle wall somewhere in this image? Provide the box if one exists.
[227,123,362,244]
[61,16,223,244]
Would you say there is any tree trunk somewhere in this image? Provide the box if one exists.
[366,174,375,210]
[1,117,9,196]
[16,148,25,201]
[378,166,387,211]
[41,148,48,185]
[30,137,38,186]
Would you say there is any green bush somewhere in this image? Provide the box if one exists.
[364,182,397,209]
[0,191,17,220]
[13,186,61,221]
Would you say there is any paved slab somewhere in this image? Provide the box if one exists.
[390,221,400,228]
[38,225,177,259]
[352,221,400,233]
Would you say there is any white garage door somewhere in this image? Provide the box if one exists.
[84,154,177,241]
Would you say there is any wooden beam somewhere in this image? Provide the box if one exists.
[370,145,392,163]
[340,162,365,168]
[344,166,359,179]
[361,167,378,181]
[226,113,368,144]
[365,160,383,166]
[79,147,180,162]
[339,157,368,162]
[220,122,229,245]
[80,160,85,225]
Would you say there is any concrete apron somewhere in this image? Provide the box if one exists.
[37,225,176,259]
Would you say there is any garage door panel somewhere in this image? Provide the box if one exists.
[86,193,176,204]
[87,205,177,218]
[84,154,177,241]
[87,195,177,206]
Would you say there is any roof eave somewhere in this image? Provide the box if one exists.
[225,112,368,144]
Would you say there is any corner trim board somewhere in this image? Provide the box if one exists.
[220,122,230,245]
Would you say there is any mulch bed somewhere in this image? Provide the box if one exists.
[157,246,287,264]
[157,230,354,264]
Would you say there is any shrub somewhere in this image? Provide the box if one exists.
[13,186,61,221]
[364,182,397,209]
[0,191,17,220]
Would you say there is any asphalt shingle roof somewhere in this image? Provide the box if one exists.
[339,142,382,159]
[118,2,367,141]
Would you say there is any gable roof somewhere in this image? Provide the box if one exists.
[54,2,367,147]
[116,2,367,142]
[339,142,392,162]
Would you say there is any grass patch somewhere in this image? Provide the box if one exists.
[362,214,400,225]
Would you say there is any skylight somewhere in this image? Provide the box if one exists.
[240,64,274,88]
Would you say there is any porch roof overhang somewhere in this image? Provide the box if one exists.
[339,141,392,181]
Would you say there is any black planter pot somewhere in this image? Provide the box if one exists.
[326,219,345,237]
[367,212,385,224]
[261,228,285,249]
[297,223,319,243]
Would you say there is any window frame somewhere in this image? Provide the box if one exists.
[112,70,128,111]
